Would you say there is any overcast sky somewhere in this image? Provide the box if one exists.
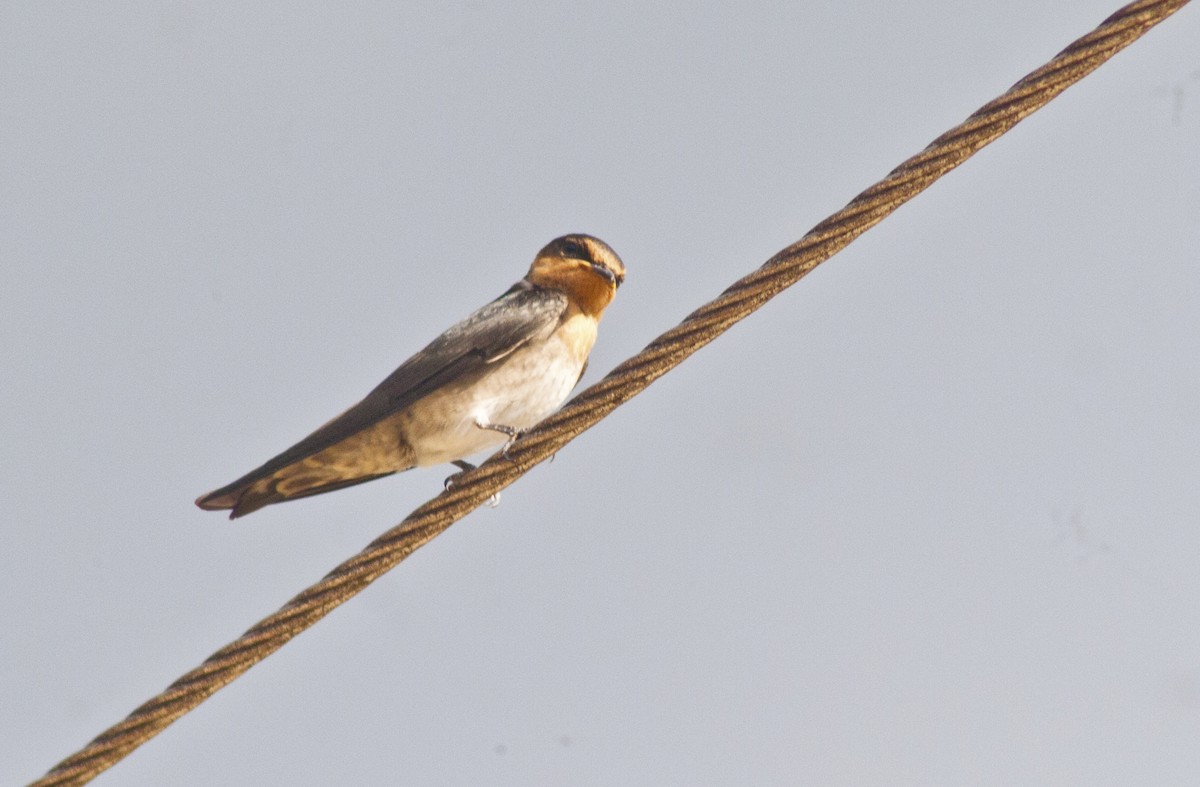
[3,2,1199,785]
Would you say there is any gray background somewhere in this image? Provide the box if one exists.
[3,2,1199,785]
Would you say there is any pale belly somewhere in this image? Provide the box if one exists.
[400,331,588,467]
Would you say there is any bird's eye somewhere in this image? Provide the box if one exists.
[560,240,586,260]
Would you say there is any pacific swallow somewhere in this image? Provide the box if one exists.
[196,234,625,518]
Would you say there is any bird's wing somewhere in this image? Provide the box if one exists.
[197,282,568,506]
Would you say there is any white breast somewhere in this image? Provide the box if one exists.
[400,321,592,467]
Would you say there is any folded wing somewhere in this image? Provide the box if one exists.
[196,282,568,517]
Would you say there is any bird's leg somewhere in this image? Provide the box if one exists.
[444,458,500,508]
[443,459,475,490]
[473,419,525,459]
[456,420,524,508]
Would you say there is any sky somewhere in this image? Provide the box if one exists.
[3,2,1199,785]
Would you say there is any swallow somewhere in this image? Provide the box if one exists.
[196,234,625,518]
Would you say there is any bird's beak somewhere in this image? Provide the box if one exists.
[591,262,621,287]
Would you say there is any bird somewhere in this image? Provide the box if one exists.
[195,234,625,519]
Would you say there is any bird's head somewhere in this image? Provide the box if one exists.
[527,234,626,318]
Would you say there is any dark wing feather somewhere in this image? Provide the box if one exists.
[196,282,567,508]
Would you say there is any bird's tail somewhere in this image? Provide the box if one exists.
[195,470,396,519]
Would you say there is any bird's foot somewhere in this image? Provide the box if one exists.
[473,419,526,460]
[444,459,475,490]
[444,459,501,507]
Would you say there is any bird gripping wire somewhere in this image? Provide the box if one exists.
[32,0,1191,783]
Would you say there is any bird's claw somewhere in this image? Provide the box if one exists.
[445,459,501,508]
[500,434,525,461]
[474,419,525,462]
[444,460,476,491]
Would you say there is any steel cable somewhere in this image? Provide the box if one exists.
[33,0,1189,783]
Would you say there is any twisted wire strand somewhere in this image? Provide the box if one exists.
[34,1,1188,783]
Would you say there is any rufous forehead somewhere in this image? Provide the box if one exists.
[582,238,625,271]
